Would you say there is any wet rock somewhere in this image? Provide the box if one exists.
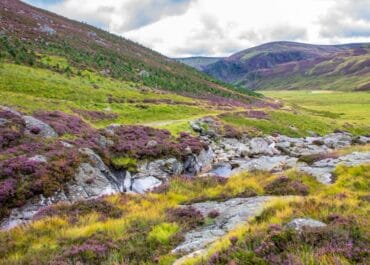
[132,176,162,194]
[286,218,327,231]
[23,116,58,138]
[173,196,274,254]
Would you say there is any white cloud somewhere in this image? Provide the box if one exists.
[23,0,370,57]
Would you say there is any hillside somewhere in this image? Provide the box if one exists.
[181,41,370,91]
[0,0,257,99]
[175,57,222,71]
[0,1,370,265]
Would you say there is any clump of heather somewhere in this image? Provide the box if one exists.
[264,176,309,196]
[34,199,122,223]
[34,111,92,136]
[57,235,118,265]
[299,152,339,165]
[166,206,205,230]
[73,109,118,122]
[0,110,26,150]
[107,125,207,160]
[0,142,83,220]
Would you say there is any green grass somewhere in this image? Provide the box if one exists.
[0,63,215,130]
[263,90,370,135]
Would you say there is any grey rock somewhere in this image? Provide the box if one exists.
[322,133,352,149]
[146,140,158,148]
[248,138,279,156]
[173,196,274,254]
[299,167,333,184]
[28,155,47,163]
[0,118,9,126]
[23,116,58,138]
[235,156,299,173]
[132,176,162,194]
[0,106,22,116]
[39,24,56,35]
[136,158,183,180]
[286,218,327,231]
[210,163,232,178]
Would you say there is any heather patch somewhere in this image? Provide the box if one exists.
[34,199,123,223]
[72,109,118,122]
[0,143,82,220]
[107,125,207,160]
[264,176,309,196]
[0,110,26,150]
[166,206,205,230]
[34,111,93,136]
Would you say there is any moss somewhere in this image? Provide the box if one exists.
[147,223,180,245]
[111,156,138,172]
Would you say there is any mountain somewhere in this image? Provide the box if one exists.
[0,0,257,100]
[175,57,223,71]
[180,41,370,91]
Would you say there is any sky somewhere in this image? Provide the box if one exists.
[23,0,370,57]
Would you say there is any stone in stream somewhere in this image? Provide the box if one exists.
[172,196,274,254]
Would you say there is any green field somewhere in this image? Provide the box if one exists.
[262,90,370,135]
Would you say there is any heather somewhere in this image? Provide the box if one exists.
[0,142,83,220]
[0,164,368,265]
[107,126,207,160]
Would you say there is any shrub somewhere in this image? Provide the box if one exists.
[107,125,207,160]
[0,110,26,150]
[264,176,309,196]
[207,210,220,219]
[34,199,122,222]
[147,223,180,245]
[166,206,205,230]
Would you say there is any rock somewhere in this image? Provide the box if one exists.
[352,136,370,145]
[132,177,162,194]
[196,148,214,172]
[172,196,274,254]
[28,155,47,163]
[299,166,333,184]
[146,140,158,148]
[285,218,327,231]
[299,152,370,184]
[210,163,232,178]
[60,141,74,148]
[136,158,183,180]
[23,116,58,138]
[322,133,352,149]
[234,156,299,173]
[0,118,9,126]
[0,106,22,116]
[39,24,56,35]
[248,138,280,156]
[189,121,202,133]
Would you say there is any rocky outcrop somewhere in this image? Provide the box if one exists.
[23,115,58,138]
[173,196,274,254]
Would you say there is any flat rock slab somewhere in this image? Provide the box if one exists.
[299,152,370,184]
[173,196,274,254]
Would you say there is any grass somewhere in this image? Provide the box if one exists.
[263,90,370,135]
[217,90,370,137]
[0,63,218,132]
[0,160,368,264]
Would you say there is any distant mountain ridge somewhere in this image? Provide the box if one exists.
[178,41,370,91]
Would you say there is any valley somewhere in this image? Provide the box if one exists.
[0,1,369,265]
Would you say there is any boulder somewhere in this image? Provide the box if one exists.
[23,116,58,138]
[132,177,162,194]
[136,158,183,180]
[173,196,274,254]
[247,138,280,156]
[234,156,299,173]
[285,218,327,231]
